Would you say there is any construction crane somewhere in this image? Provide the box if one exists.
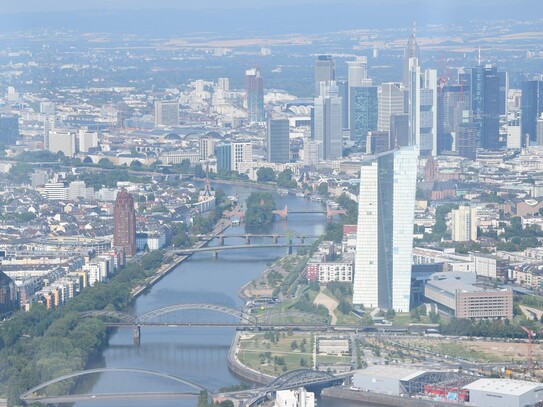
[521,326,535,376]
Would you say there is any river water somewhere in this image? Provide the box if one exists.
[75,183,363,407]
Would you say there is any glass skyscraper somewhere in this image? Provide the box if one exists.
[521,80,543,145]
[349,86,378,147]
[267,118,290,163]
[246,68,265,123]
[353,145,418,312]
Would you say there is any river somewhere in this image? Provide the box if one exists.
[74,183,362,407]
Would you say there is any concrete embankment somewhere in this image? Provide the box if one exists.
[322,386,457,407]
[227,331,275,386]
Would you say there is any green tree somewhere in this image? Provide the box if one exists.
[317,182,329,196]
[257,167,276,182]
[98,157,115,169]
[8,162,33,184]
[277,169,297,188]
[245,192,276,226]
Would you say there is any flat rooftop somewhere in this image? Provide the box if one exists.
[464,378,543,396]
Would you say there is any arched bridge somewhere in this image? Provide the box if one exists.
[19,367,206,405]
[80,303,331,345]
[266,368,341,390]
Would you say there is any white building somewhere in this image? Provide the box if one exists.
[44,182,68,200]
[451,205,478,242]
[154,100,179,127]
[378,82,404,134]
[48,129,77,156]
[274,388,315,407]
[231,141,253,173]
[464,378,543,407]
[353,146,418,311]
[313,81,342,161]
[78,129,99,152]
[68,181,95,200]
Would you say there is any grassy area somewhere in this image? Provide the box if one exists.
[238,332,314,375]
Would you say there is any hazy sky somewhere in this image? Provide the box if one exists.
[0,0,524,14]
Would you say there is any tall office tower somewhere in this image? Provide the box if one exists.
[303,138,322,165]
[199,136,216,160]
[48,129,76,156]
[246,68,265,122]
[349,86,378,147]
[471,65,500,149]
[437,85,465,154]
[451,205,478,242]
[77,129,98,153]
[154,100,179,127]
[457,121,479,161]
[215,143,232,171]
[113,189,136,257]
[378,83,404,133]
[347,57,369,87]
[347,57,371,126]
[420,69,438,157]
[267,118,290,163]
[0,115,19,145]
[337,80,349,129]
[537,114,543,146]
[390,114,409,147]
[407,57,421,150]
[313,81,343,160]
[366,131,390,154]
[402,23,420,88]
[231,141,253,172]
[521,80,543,145]
[314,55,335,96]
[217,77,230,91]
[498,71,509,116]
[353,145,418,312]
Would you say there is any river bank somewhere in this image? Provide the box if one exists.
[131,218,231,299]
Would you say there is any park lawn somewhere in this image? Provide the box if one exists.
[315,354,351,364]
[334,310,362,325]
[238,332,314,375]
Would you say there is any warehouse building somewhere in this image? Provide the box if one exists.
[424,271,513,319]
[464,378,543,407]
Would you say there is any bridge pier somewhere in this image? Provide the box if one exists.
[287,240,293,255]
[272,235,278,244]
[300,236,305,244]
[212,251,218,259]
[219,236,224,245]
[245,235,251,245]
[133,325,141,346]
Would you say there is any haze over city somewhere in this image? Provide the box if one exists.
[0,2,542,407]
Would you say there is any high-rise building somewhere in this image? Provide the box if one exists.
[366,131,390,154]
[420,69,438,157]
[199,136,216,161]
[267,118,290,163]
[246,68,265,122]
[378,83,404,134]
[451,205,478,242]
[0,115,19,145]
[349,86,378,146]
[48,129,77,157]
[402,23,420,88]
[313,81,343,160]
[215,143,232,171]
[437,85,465,154]
[390,114,409,148]
[231,141,253,173]
[347,57,372,127]
[154,100,179,127]
[78,128,98,153]
[353,145,418,312]
[470,65,500,149]
[314,55,335,96]
[407,57,421,149]
[521,80,543,145]
[113,189,137,257]
[457,122,479,161]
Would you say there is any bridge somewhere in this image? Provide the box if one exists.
[174,243,311,256]
[20,367,346,406]
[19,367,206,405]
[223,205,346,220]
[197,232,319,245]
[80,303,331,345]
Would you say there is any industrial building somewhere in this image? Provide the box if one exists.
[464,378,543,407]
[352,365,471,397]
[424,271,513,319]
